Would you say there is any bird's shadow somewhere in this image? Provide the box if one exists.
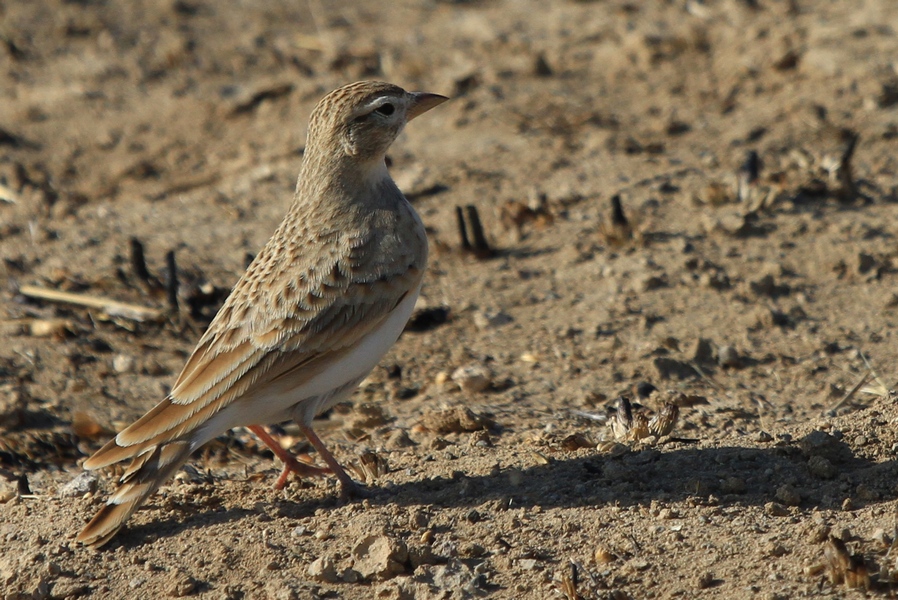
[108,431,898,548]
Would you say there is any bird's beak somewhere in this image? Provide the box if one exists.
[407,92,449,121]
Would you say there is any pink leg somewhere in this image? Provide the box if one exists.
[297,422,370,499]
[247,425,330,490]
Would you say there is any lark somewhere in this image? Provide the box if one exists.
[77,81,447,547]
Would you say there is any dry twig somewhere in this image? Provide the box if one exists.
[18,285,163,322]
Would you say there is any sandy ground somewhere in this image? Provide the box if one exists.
[3,0,898,598]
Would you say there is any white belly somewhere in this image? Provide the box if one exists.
[193,284,420,445]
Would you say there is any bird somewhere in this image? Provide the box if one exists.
[76,81,448,548]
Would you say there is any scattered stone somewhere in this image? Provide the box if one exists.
[264,579,312,600]
[561,432,593,451]
[407,543,437,569]
[518,559,539,570]
[451,364,492,393]
[349,402,390,428]
[696,572,715,590]
[776,484,801,506]
[375,579,417,600]
[409,509,430,530]
[429,437,451,450]
[432,538,459,559]
[856,484,878,501]
[385,429,415,449]
[112,354,136,374]
[627,558,650,572]
[168,573,197,597]
[0,557,18,586]
[0,476,17,503]
[307,556,339,584]
[341,569,361,583]
[468,430,492,447]
[765,502,790,517]
[808,455,837,479]
[720,477,746,494]
[352,535,408,581]
[421,406,493,434]
[49,580,90,598]
[807,524,829,544]
[429,560,485,594]
[717,345,741,368]
[58,472,98,498]
[32,578,50,599]
[799,430,849,462]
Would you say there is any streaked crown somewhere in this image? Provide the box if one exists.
[304,81,447,163]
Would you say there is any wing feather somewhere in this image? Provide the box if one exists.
[84,221,424,468]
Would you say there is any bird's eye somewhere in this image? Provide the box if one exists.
[374,103,395,116]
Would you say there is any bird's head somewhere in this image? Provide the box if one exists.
[305,81,448,168]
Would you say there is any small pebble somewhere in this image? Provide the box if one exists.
[696,572,714,590]
[765,502,790,517]
[307,556,339,584]
[776,484,801,506]
[58,472,98,498]
[168,574,196,597]
[451,364,492,393]
[351,535,408,580]
[717,345,741,368]
[807,456,836,479]
[518,559,538,570]
[112,354,136,374]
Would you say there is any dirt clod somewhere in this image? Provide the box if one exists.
[307,556,339,584]
[352,535,409,581]
[420,407,492,434]
[451,364,492,393]
[58,472,97,498]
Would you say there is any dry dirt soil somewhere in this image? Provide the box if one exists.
[3,0,898,598]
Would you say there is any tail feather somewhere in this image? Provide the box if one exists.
[77,441,193,548]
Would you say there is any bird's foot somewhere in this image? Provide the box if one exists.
[273,458,331,490]
[248,425,331,490]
